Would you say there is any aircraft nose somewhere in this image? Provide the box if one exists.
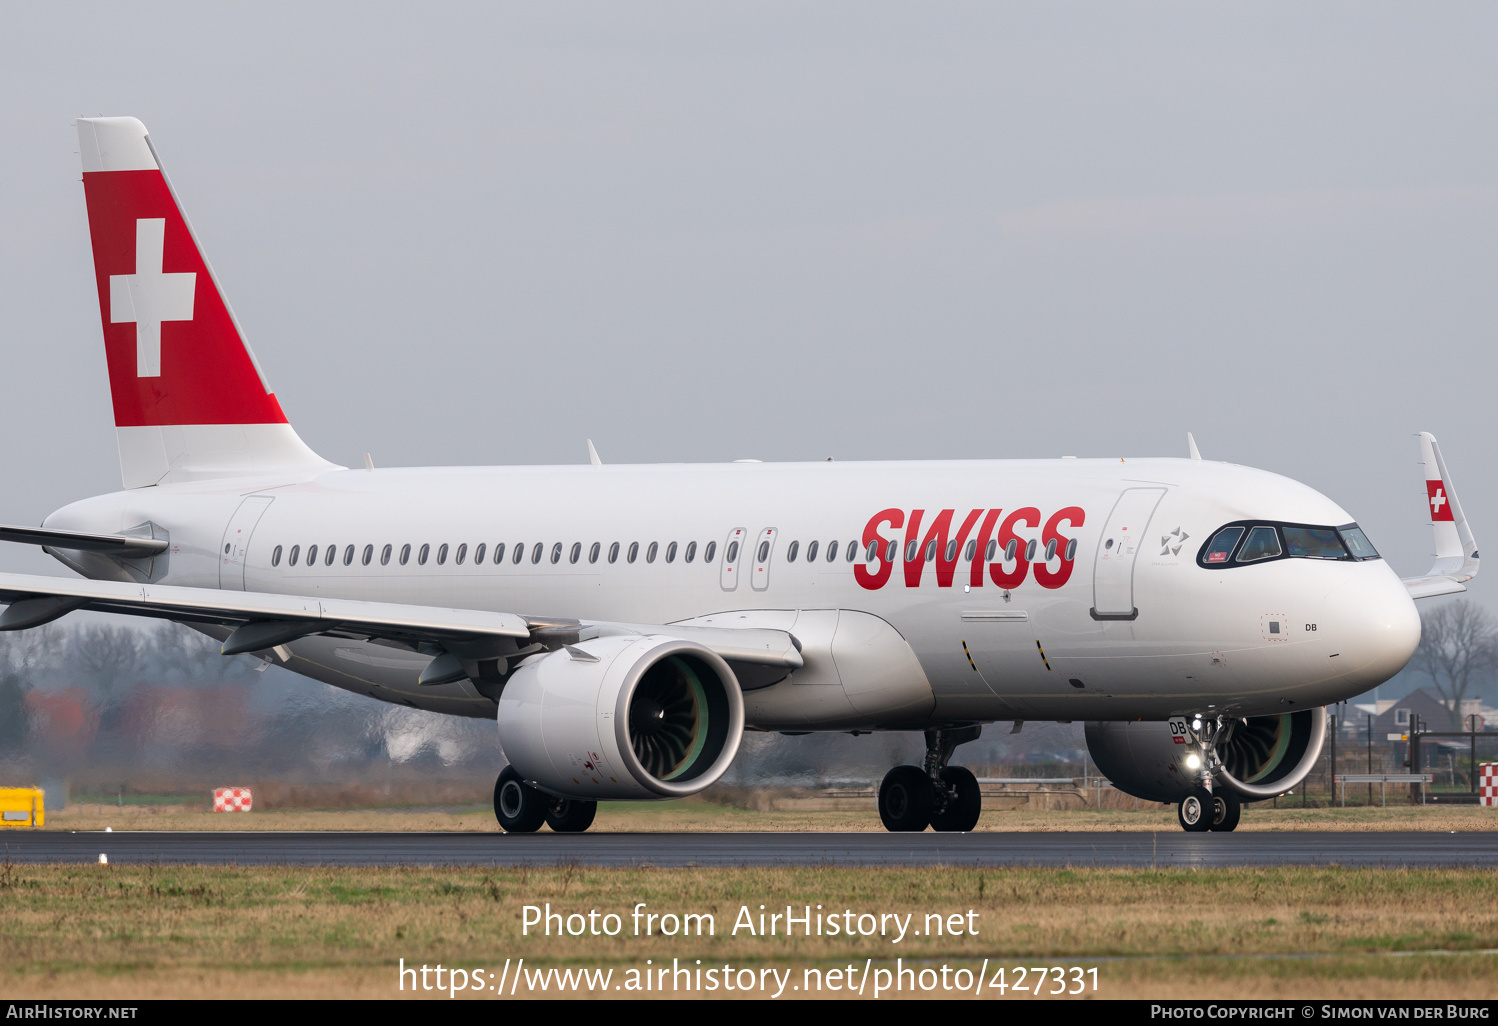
[1322,571,1421,692]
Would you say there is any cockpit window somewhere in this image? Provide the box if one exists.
[1338,524,1380,560]
[1283,526,1347,560]
[1203,527,1243,564]
[1236,526,1282,563]
[1198,519,1382,568]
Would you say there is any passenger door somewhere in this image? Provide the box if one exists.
[219,495,274,590]
[1091,488,1166,619]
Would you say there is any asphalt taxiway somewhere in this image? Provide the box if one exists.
[3,830,1495,867]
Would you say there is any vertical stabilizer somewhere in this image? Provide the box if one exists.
[76,117,336,488]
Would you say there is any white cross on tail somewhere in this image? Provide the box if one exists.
[1431,487,1447,513]
[109,218,195,377]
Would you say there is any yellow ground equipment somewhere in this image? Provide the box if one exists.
[0,787,45,828]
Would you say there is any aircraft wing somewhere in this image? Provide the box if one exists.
[0,571,803,679]
[1402,431,1480,600]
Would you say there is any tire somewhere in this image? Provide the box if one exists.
[545,798,598,833]
[1177,786,1214,832]
[1209,790,1241,832]
[494,766,547,833]
[879,765,934,832]
[929,766,982,833]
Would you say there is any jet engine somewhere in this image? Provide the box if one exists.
[496,635,744,801]
[1085,707,1327,803]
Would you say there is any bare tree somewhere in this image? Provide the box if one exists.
[1412,601,1498,728]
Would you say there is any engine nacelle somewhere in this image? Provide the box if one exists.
[1085,707,1327,803]
[496,635,744,801]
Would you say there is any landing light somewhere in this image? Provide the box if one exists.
[1184,754,1202,770]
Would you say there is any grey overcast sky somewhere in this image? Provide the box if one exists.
[0,3,1495,603]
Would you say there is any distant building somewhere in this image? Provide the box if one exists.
[1342,686,1496,737]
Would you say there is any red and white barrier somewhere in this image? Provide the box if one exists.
[1481,764,1497,807]
[212,786,253,812]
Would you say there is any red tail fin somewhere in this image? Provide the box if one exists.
[77,118,332,487]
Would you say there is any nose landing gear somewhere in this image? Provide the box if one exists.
[877,726,983,833]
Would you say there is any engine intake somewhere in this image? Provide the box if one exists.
[1085,707,1327,803]
[496,635,744,800]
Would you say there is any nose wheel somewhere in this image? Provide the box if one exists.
[1177,786,1214,832]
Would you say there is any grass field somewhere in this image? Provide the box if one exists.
[38,799,1498,833]
[1,863,1495,999]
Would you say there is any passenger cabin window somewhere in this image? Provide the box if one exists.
[1283,527,1347,560]
[400,544,411,565]
[590,542,601,564]
[343,545,355,566]
[665,542,677,563]
[289,545,300,566]
[513,543,524,564]
[964,540,976,562]
[805,540,818,562]
[886,539,899,563]
[609,542,620,564]
[985,539,997,562]
[418,544,429,565]
[437,543,449,565]
[1236,527,1282,563]
[325,545,337,567]
[704,541,716,563]
[493,543,505,564]
[531,543,543,564]
[271,545,282,567]
[684,541,696,563]
[786,541,800,562]
[844,540,856,562]
[551,542,563,564]
[646,542,658,563]
[474,543,485,564]
[455,543,467,565]
[305,544,317,565]
[570,542,582,564]
[1203,527,1243,564]
[381,544,392,566]
[362,544,373,566]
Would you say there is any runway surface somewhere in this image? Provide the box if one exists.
[3,830,1495,868]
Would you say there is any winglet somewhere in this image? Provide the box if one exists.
[1187,432,1202,461]
[587,439,602,467]
[1402,431,1479,599]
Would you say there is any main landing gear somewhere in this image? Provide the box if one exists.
[493,766,597,834]
[878,726,983,833]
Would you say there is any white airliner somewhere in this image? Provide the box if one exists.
[0,117,1476,834]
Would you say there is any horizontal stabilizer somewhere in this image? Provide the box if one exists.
[0,524,167,558]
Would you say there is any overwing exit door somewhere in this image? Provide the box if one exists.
[1091,487,1166,619]
[219,495,274,590]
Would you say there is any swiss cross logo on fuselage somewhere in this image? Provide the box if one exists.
[1427,480,1455,522]
[109,217,196,378]
[853,506,1086,591]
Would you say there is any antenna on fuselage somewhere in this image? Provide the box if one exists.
[587,439,602,467]
[1187,433,1202,461]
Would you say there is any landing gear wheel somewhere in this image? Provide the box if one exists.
[545,797,598,833]
[494,766,546,833]
[878,765,933,832]
[929,766,982,832]
[1209,790,1241,832]
[1177,786,1214,832]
